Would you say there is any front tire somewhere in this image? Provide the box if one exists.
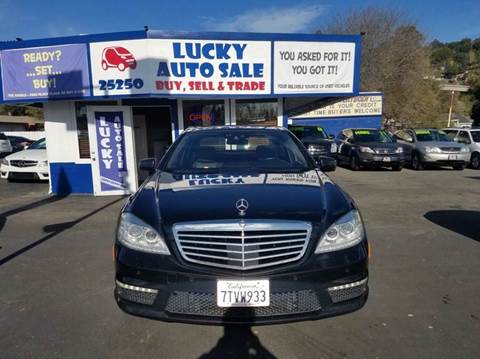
[412,153,424,170]
[392,163,403,171]
[350,155,361,171]
[470,153,480,169]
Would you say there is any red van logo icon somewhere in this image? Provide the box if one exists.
[101,47,137,71]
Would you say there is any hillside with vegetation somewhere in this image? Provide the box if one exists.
[430,38,480,125]
[320,7,480,128]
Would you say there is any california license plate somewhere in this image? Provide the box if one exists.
[217,280,270,307]
[383,157,391,162]
[448,155,458,160]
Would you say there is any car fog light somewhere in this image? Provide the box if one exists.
[328,278,368,303]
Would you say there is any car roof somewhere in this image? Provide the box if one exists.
[184,126,287,132]
[347,128,380,131]
[442,127,478,131]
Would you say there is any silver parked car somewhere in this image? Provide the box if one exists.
[442,128,480,169]
[394,128,470,170]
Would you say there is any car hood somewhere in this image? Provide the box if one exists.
[127,170,352,227]
[300,138,333,146]
[355,142,399,149]
[416,141,463,149]
[6,149,46,161]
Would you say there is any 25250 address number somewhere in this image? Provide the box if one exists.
[98,78,144,91]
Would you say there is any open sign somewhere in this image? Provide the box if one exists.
[188,112,214,125]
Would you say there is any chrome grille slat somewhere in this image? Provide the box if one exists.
[243,250,303,262]
[173,220,312,270]
[243,244,305,254]
[181,246,243,254]
[178,231,307,239]
[179,239,244,246]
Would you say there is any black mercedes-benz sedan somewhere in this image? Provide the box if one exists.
[114,126,369,325]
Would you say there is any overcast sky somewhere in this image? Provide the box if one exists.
[1,0,479,42]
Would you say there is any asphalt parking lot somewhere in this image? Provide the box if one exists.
[1,169,479,359]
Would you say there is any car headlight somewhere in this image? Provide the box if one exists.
[0,158,8,166]
[395,147,403,153]
[460,146,470,153]
[359,146,375,153]
[117,212,170,254]
[315,210,365,254]
[330,143,338,153]
[38,160,48,167]
[424,146,441,153]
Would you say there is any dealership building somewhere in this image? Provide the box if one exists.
[0,30,382,195]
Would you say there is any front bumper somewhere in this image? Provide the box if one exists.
[421,152,469,164]
[114,242,369,325]
[358,152,404,165]
[0,164,49,180]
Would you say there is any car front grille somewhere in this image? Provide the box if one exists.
[10,160,38,167]
[374,148,396,154]
[173,220,312,270]
[165,290,321,317]
[440,147,460,152]
[308,144,329,155]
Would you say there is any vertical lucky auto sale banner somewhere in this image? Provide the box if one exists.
[89,39,271,96]
[95,111,128,192]
[1,44,91,101]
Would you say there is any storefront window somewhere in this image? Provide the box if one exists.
[236,99,278,127]
[183,100,225,128]
[75,101,116,159]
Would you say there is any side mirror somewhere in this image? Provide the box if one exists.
[139,158,156,174]
[316,156,337,172]
[328,134,335,140]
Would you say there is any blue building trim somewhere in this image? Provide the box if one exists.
[50,163,93,195]
[291,115,383,138]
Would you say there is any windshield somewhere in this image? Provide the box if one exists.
[164,129,312,174]
[353,129,392,143]
[471,131,480,143]
[289,126,327,140]
[28,138,46,150]
[415,129,450,142]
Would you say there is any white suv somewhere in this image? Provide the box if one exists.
[443,128,480,169]
[0,138,49,181]
[0,132,13,157]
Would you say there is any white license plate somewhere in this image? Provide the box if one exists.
[217,280,270,307]
[448,155,458,160]
[383,157,391,162]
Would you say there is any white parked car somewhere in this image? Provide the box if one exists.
[0,132,13,157]
[0,138,48,181]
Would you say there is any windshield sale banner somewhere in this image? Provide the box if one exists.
[89,39,271,96]
[0,44,91,101]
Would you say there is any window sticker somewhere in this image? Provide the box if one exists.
[415,130,431,135]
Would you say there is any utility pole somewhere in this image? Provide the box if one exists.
[440,84,468,127]
[447,90,455,127]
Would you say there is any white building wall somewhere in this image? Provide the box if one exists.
[44,101,79,163]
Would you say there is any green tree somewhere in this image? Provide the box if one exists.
[318,7,441,128]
